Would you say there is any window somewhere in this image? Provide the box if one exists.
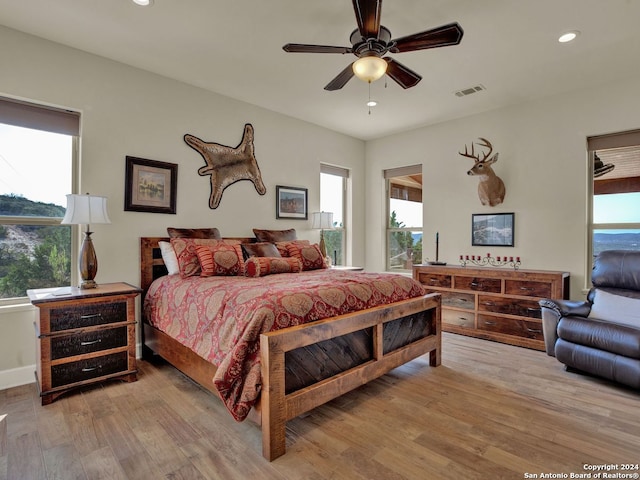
[0,97,79,301]
[320,164,348,265]
[588,130,640,277]
[385,165,423,271]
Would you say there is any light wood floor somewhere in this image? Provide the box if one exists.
[1,333,638,480]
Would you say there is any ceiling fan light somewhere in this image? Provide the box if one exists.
[132,0,154,6]
[558,30,579,43]
[352,56,387,83]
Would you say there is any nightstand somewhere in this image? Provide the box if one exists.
[28,282,142,405]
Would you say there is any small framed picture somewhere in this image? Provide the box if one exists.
[472,213,514,247]
[124,156,177,214]
[276,185,308,220]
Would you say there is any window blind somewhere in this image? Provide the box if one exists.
[0,97,80,136]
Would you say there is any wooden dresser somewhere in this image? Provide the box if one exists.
[413,264,569,350]
[28,282,141,405]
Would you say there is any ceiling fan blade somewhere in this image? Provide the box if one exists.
[283,43,352,54]
[352,0,382,39]
[324,63,356,91]
[384,58,422,89]
[392,22,464,53]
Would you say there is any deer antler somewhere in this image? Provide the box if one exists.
[459,137,493,163]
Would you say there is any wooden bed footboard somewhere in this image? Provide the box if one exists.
[140,236,441,461]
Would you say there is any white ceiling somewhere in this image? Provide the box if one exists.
[1,0,640,141]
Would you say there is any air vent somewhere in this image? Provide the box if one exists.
[454,84,486,97]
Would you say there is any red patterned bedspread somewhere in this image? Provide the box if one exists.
[143,269,425,421]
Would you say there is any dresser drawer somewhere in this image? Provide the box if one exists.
[477,315,544,340]
[51,351,128,388]
[454,276,501,293]
[504,280,551,298]
[50,326,128,360]
[50,301,127,332]
[440,291,475,310]
[477,295,542,318]
[416,272,452,288]
[442,309,475,328]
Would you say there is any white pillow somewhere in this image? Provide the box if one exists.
[158,241,179,275]
[588,289,640,329]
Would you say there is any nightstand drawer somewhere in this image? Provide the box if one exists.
[51,351,128,387]
[50,301,127,332]
[50,326,128,360]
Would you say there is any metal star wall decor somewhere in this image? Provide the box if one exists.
[184,123,267,209]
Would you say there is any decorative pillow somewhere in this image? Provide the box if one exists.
[167,227,221,239]
[274,239,309,257]
[195,243,244,276]
[170,238,222,277]
[253,228,297,242]
[588,289,640,329]
[158,241,179,275]
[286,242,327,271]
[244,256,302,277]
[241,242,281,260]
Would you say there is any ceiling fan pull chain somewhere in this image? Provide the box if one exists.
[368,81,372,115]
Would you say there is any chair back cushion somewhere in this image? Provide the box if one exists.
[592,250,640,292]
[588,288,640,328]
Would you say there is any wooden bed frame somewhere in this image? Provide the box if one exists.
[140,236,441,461]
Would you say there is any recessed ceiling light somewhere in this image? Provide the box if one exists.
[132,0,154,6]
[367,100,377,107]
[558,30,579,43]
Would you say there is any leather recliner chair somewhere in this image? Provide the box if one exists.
[539,250,640,389]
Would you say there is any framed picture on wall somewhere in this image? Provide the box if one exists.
[124,156,178,214]
[276,185,308,220]
[472,213,514,247]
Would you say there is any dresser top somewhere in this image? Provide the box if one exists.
[27,282,142,305]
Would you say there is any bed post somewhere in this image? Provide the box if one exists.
[259,335,287,461]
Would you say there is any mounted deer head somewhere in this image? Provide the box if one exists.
[459,137,506,207]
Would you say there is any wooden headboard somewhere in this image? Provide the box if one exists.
[139,236,256,298]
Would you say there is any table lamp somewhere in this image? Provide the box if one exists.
[61,193,111,289]
[311,211,333,258]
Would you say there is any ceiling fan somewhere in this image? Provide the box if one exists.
[282,0,464,91]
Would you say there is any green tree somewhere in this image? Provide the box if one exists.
[389,211,422,269]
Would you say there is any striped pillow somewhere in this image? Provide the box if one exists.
[244,256,302,277]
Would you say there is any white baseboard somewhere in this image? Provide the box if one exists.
[0,365,35,391]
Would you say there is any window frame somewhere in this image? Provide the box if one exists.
[0,97,80,304]
[586,130,640,287]
[384,164,423,272]
[320,164,349,266]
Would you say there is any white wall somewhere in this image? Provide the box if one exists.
[365,76,640,298]
[0,26,366,388]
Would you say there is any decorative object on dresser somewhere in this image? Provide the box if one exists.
[413,263,569,351]
[61,193,111,289]
[124,156,178,214]
[28,282,141,405]
[427,231,446,265]
[459,138,506,206]
[311,211,333,257]
[460,253,521,270]
[184,123,266,209]
[275,185,308,220]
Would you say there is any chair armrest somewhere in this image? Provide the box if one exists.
[539,299,591,318]
[538,299,591,357]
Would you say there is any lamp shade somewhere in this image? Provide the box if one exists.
[311,211,333,230]
[61,194,111,225]
[352,56,387,83]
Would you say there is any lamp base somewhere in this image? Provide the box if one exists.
[80,280,97,289]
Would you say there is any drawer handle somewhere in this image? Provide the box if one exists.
[526,327,542,333]
[519,287,534,291]
[81,366,100,372]
[80,339,102,346]
[80,313,103,320]
[527,307,542,312]
[470,282,479,287]
[482,301,495,306]
[430,279,438,283]
[483,321,497,326]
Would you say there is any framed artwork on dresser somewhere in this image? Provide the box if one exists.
[472,212,514,247]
